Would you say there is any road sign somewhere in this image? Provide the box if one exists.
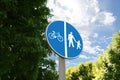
[46,20,83,59]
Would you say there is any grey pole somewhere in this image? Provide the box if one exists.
[59,21,66,80]
[59,56,66,80]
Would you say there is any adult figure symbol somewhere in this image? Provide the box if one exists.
[68,32,76,48]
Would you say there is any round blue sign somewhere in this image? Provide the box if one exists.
[46,20,83,59]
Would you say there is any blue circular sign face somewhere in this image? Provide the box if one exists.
[46,20,83,59]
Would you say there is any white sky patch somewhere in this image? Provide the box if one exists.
[98,36,112,44]
[93,33,98,38]
[79,54,90,59]
[80,32,103,55]
[92,11,116,26]
[47,0,115,26]
[66,61,78,68]
[83,40,104,55]
[66,61,77,65]
[102,12,116,25]
[55,60,59,65]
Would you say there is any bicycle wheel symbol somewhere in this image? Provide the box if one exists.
[48,31,63,42]
[57,35,63,42]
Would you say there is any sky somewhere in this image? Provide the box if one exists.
[46,0,120,68]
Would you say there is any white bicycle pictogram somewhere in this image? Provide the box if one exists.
[48,31,63,42]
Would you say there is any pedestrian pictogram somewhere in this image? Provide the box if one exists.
[46,20,83,59]
[68,32,75,48]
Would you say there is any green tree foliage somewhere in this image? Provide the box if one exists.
[94,31,120,80]
[0,0,58,80]
[66,31,120,80]
[66,62,94,80]
[66,66,78,80]
[37,59,58,80]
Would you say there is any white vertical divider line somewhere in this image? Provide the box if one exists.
[64,21,68,58]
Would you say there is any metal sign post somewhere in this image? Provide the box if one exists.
[59,57,65,80]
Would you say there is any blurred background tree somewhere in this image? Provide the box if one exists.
[93,31,120,80]
[0,0,58,80]
[66,62,94,80]
[66,31,120,80]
